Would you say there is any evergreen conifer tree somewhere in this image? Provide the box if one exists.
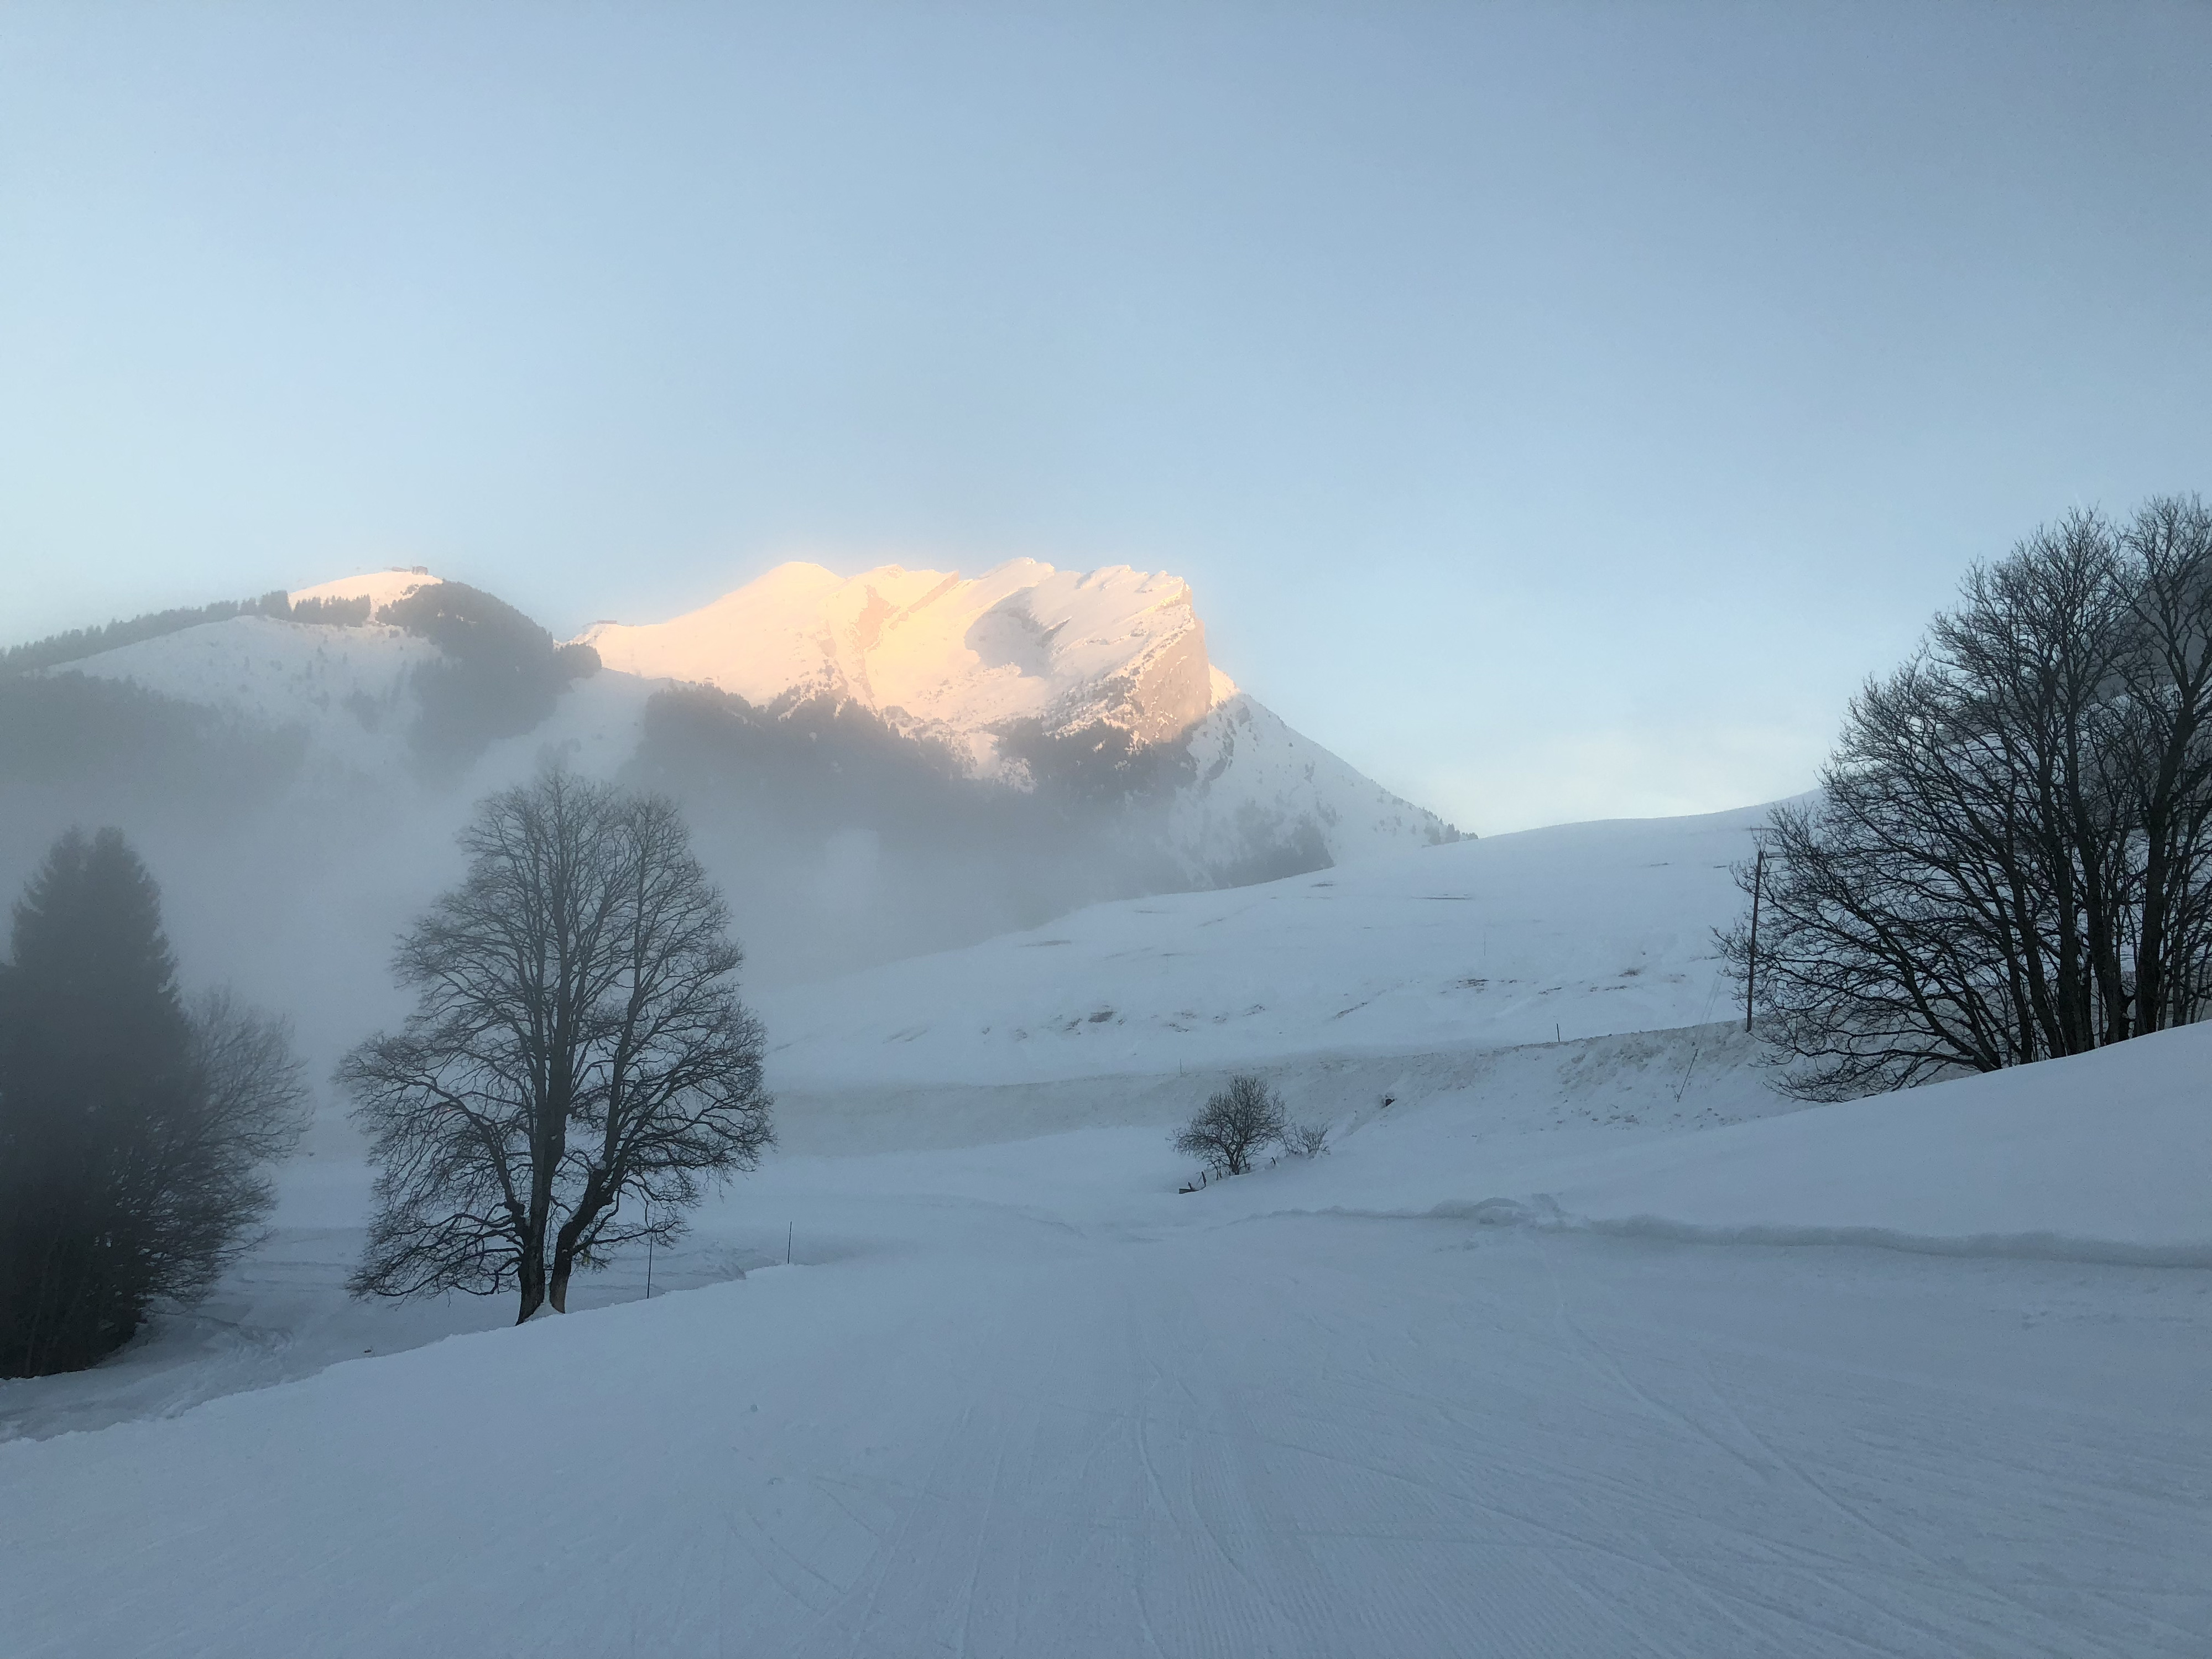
[0,828,306,1375]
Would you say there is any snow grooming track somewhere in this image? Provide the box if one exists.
[1556,1210,2211,1268]
[1364,1196,2212,1269]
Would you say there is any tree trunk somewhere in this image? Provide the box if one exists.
[515,1249,546,1323]
[547,1177,611,1314]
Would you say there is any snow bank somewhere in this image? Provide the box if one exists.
[1292,1024,2212,1265]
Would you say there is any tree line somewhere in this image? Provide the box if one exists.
[1724,495,2210,1098]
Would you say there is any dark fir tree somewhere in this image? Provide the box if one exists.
[0,829,308,1376]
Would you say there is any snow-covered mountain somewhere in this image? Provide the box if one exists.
[582,561,1212,777]
[4,557,1459,986]
[581,558,1457,877]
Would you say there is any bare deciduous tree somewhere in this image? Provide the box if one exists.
[1174,1074,1288,1176]
[1723,496,2211,1098]
[344,771,773,1322]
[145,990,315,1308]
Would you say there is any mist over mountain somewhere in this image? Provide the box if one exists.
[0,560,1458,1066]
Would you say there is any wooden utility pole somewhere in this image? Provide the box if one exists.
[1744,846,1766,1034]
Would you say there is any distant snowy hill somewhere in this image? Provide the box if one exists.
[288,568,442,617]
[60,614,440,778]
[759,805,1765,1093]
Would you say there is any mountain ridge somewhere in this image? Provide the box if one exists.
[2,556,1460,986]
[579,559,1218,782]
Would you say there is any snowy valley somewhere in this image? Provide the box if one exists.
[0,564,2205,1658]
[1,761,2205,1656]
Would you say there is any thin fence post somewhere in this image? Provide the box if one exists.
[1745,846,1766,1034]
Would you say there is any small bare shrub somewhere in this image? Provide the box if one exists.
[1173,1074,1287,1177]
[1284,1121,1330,1158]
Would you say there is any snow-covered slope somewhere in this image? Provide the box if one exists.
[759,804,1765,1089]
[288,567,441,617]
[59,613,439,776]
[1173,688,1471,877]
[1304,1021,2212,1264]
[47,568,451,781]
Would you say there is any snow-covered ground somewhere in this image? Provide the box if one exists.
[757,804,1770,1091]
[1,1025,2205,1657]
[1,808,2204,1657]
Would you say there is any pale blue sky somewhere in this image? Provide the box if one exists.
[2,3,2205,832]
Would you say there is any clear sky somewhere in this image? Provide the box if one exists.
[2,3,2205,833]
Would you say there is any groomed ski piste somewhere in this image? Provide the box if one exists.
[2,807,2206,1657]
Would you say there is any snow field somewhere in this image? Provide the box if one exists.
[1,1025,2205,1656]
[0,793,2201,1655]
[0,1018,1783,1446]
[2,1142,2204,1654]
[757,804,1772,1088]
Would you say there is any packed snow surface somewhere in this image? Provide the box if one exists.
[1,1024,2205,1657]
